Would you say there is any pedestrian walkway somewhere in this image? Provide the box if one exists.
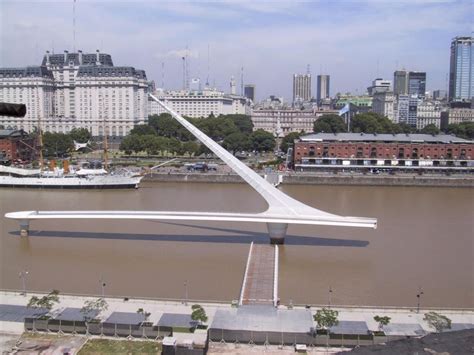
[239,243,278,306]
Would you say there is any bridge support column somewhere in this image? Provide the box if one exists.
[267,223,287,245]
[19,220,29,237]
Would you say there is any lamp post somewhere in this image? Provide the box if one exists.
[184,280,188,306]
[19,270,29,296]
[416,288,424,313]
[100,276,106,297]
[328,286,333,308]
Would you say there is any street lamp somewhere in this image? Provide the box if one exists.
[99,276,106,297]
[19,270,29,296]
[328,286,333,308]
[416,288,424,313]
[184,280,188,305]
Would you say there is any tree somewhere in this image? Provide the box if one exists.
[395,122,417,134]
[280,132,301,152]
[27,290,60,311]
[69,128,92,143]
[80,298,108,322]
[225,114,254,134]
[249,129,276,152]
[351,112,396,134]
[420,124,440,135]
[129,124,156,136]
[137,308,151,323]
[445,122,474,140]
[314,308,339,330]
[191,304,208,326]
[313,114,346,133]
[120,135,143,155]
[223,132,250,154]
[182,141,200,156]
[42,132,74,157]
[423,312,451,333]
[373,315,391,332]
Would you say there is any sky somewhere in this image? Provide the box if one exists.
[0,0,472,101]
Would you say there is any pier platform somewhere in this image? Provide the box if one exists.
[239,242,279,307]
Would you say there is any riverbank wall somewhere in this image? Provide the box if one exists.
[143,173,474,188]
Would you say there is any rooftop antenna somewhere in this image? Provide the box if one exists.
[206,44,210,87]
[181,56,186,90]
[241,66,244,96]
[185,45,190,90]
[73,0,76,52]
[306,64,311,75]
[161,62,165,89]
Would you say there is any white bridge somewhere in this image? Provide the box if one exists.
[6,94,377,243]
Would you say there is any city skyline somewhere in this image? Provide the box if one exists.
[0,0,472,101]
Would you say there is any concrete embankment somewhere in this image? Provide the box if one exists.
[143,173,474,187]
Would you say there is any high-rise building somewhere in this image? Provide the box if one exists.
[394,70,426,98]
[367,78,392,96]
[316,75,330,102]
[394,70,409,95]
[408,71,426,98]
[394,94,418,127]
[244,84,256,102]
[293,74,311,103]
[449,36,473,102]
[0,50,149,136]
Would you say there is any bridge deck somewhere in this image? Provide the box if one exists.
[240,243,278,306]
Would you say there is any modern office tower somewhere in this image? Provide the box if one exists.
[394,70,409,95]
[394,70,426,98]
[408,71,426,98]
[0,50,149,136]
[394,94,418,127]
[316,75,330,102]
[449,36,473,102]
[293,74,311,103]
[244,84,256,102]
[367,78,392,96]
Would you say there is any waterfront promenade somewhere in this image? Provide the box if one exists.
[1,290,472,343]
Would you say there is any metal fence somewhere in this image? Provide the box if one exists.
[24,317,172,339]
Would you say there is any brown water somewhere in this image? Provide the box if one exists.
[0,182,472,308]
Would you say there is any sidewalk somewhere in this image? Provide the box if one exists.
[0,290,472,337]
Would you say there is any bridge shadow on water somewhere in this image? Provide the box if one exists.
[9,222,369,247]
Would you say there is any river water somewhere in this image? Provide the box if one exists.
[0,182,472,308]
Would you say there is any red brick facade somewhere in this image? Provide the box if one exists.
[294,141,473,163]
[0,130,35,163]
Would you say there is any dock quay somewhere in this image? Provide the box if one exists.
[239,242,278,307]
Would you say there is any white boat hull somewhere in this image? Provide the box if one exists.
[0,175,143,189]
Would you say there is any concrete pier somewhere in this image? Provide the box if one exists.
[239,242,279,306]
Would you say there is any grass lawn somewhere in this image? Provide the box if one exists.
[78,338,161,355]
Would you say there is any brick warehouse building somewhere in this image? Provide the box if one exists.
[0,129,35,164]
[293,133,473,171]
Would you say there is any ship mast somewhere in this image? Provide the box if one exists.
[36,82,43,172]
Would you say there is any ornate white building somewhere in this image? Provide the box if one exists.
[148,89,249,118]
[251,108,324,136]
[0,50,149,136]
[416,100,446,129]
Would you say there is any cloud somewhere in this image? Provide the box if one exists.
[0,0,471,100]
[154,49,200,60]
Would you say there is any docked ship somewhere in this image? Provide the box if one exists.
[0,164,143,189]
